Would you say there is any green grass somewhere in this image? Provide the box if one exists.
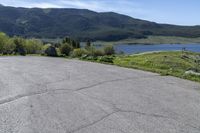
[113,51,200,82]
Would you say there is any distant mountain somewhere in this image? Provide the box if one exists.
[0,5,200,41]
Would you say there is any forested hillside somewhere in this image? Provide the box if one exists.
[0,5,200,41]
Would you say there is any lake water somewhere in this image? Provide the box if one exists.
[114,44,200,54]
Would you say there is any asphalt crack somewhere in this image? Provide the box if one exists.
[184,123,200,132]
[78,91,200,132]
[117,109,168,119]
[67,111,117,133]
[66,108,170,133]
[0,90,48,105]
[0,75,158,106]
[0,74,199,132]
[75,75,160,92]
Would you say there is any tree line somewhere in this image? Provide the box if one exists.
[0,32,115,58]
[0,32,43,55]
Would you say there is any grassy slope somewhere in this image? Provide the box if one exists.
[94,36,200,45]
[114,51,200,82]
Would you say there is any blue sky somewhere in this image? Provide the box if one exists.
[0,0,199,26]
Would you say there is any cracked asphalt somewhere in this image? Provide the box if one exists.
[0,56,200,133]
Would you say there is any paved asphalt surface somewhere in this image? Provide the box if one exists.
[0,56,200,133]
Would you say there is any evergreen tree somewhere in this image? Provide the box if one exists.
[76,42,80,48]
[59,43,72,56]
[62,37,80,49]
[85,40,91,50]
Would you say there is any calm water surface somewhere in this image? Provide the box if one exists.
[114,44,200,54]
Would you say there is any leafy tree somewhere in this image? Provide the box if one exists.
[42,44,51,51]
[13,37,26,56]
[59,43,72,56]
[0,32,9,54]
[25,39,43,54]
[2,39,16,54]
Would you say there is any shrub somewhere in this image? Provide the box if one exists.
[103,45,115,55]
[59,43,72,56]
[83,55,98,61]
[93,49,104,56]
[45,45,57,57]
[99,56,114,63]
[72,48,88,57]
[2,39,16,55]
[0,32,10,54]
[25,39,43,54]
[85,47,104,57]
[41,44,50,55]
[13,37,26,56]
[56,48,62,56]
[42,44,51,51]
[85,46,95,56]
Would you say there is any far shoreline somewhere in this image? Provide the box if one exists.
[91,36,200,45]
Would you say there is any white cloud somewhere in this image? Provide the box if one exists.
[30,3,63,8]
[0,0,155,23]
[0,0,169,24]
[59,0,100,9]
[0,0,156,19]
[0,0,145,12]
[0,0,150,17]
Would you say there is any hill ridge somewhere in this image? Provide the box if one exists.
[0,5,200,41]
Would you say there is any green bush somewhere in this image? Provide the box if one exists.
[72,48,88,57]
[82,55,98,61]
[13,37,26,56]
[99,56,114,63]
[85,47,104,57]
[41,44,50,55]
[86,47,95,56]
[59,43,72,56]
[103,45,115,55]
[93,49,104,56]
[0,32,10,54]
[25,39,43,54]
[56,48,62,56]
[42,44,51,51]
[2,39,16,55]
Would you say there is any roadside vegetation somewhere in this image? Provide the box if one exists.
[0,32,199,82]
[79,50,200,82]
[0,32,115,58]
[0,32,43,55]
[114,51,200,82]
